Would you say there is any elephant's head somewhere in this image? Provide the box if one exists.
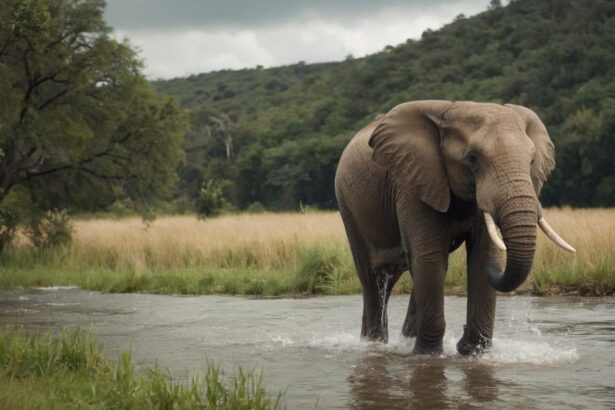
[368,100,574,292]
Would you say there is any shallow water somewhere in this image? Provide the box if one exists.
[1,288,614,409]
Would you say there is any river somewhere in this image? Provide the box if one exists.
[1,288,614,409]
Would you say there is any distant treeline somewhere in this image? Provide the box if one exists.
[155,0,615,210]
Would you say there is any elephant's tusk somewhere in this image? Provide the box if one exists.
[483,212,507,251]
[538,217,576,253]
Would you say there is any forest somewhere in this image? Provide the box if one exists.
[1,0,614,226]
[156,0,615,211]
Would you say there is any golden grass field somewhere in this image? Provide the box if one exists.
[1,209,613,295]
[73,212,346,271]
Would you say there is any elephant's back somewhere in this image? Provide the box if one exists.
[335,116,385,199]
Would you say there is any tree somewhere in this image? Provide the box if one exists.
[488,0,503,10]
[0,0,187,215]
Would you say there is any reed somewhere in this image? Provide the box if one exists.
[0,209,613,295]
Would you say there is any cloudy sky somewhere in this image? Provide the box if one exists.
[105,0,492,79]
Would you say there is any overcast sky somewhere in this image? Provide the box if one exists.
[105,0,492,79]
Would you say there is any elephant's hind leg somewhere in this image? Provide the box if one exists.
[362,263,404,342]
[339,209,403,342]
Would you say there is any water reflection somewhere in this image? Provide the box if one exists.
[462,362,499,404]
[348,353,500,409]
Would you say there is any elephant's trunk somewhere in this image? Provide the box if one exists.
[487,193,538,293]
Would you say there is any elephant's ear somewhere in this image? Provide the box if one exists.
[506,104,555,195]
[368,101,452,212]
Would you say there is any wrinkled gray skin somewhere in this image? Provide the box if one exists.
[335,101,555,355]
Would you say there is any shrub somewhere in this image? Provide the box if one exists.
[0,187,34,252]
[28,210,74,249]
[196,179,227,217]
[246,202,266,213]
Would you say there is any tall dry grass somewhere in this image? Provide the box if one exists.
[71,212,348,271]
[1,208,613,294]
[531,208,615,292]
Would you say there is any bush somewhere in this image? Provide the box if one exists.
[246,202,266,213]
[196,179,227,217]
[0,187,34,252]
[0,188,73,252]
[28,210,74,249]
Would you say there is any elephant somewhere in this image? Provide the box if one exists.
[334,100,575,355]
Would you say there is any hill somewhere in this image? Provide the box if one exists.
[155,0,615,210]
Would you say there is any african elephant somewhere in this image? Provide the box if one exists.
[334,100,574,355]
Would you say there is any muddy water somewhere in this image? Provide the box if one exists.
[1,288,614,409]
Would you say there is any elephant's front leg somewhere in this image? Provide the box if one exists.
[401,288,417,338]
[409,251,448,355]
[403,218,450,354]
[457,223,499,355]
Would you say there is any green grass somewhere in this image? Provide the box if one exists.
[1,209,613,297]
[0,243,364,296]
[1,241,613,296]
[0,265,298,296]
[0,328,283,409]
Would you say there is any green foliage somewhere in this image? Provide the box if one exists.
[0,186,32,250]
[0,187,72,252]
[295,245,356,295]
[0,0,187,214]
[27,209,74,249]
[0,328,284,409]
[246,201,266,213]
[197,179,227,217]
[155,0,615,209]
[0,0,187,250]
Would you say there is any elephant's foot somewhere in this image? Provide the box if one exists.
[361,324,388,343]
[412,326,445,355]
[401,315,417,338]
[456,325,492,356]
[412,341,443,356]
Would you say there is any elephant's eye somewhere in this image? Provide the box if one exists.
[464,151,480,170]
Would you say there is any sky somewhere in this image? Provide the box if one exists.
[104,0,492,79]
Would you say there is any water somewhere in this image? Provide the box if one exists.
[1,288,614,409]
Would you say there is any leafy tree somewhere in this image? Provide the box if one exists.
[0,0,187,217]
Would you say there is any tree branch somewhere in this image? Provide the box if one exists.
[81,167,135,181]
[37,88,71,111]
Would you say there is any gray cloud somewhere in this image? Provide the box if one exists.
[106,0,488,31]
[104,0,491,78]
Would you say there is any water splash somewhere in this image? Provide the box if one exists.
[267,331,577,365]
[480,339,578,364]
[269,335,295,347]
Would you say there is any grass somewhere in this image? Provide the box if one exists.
[0,327,283,409]
[0,209,613,296]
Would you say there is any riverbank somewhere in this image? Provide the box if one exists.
[0,328,282,409]
[0,209,613,296]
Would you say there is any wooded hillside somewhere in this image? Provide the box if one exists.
[155,0,615,210]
